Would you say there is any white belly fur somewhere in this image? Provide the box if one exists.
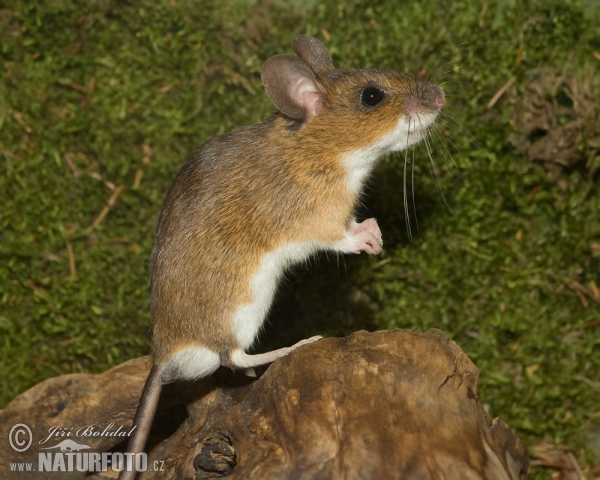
[232,241,322,349]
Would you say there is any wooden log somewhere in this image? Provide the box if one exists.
[0,329,529,479]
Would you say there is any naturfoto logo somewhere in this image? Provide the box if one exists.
[38,450,148,473]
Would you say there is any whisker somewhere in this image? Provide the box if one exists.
[424,52,455,81]
[422,129,453,214]
[439,110,481,150]
[400,40,507,240]
[411,148,420,238]
[429,123,461,177]
[431,124,464,173]
[403,149,413,244]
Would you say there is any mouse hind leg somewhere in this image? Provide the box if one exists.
[160,345,222,382]
[229,335,322,369]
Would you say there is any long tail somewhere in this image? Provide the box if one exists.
[119,364,163,480]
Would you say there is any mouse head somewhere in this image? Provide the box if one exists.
[261,35,444,154]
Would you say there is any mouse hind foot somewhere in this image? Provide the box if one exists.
[230,335,322,369]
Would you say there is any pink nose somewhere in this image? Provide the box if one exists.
[420,82,444,111]
[432,91,445,109]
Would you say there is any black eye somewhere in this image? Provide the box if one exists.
[360,87,385,107]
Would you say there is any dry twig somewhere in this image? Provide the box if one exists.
[84,185,124,235]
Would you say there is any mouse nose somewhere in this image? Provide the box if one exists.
[432,90,445,109]
[423,83,444,111]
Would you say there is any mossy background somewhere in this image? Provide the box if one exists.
[1,0,599,477]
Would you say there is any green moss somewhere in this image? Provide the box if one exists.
[1,0,598,476]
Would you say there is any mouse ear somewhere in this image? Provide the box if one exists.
[261,55,323,120]
[292,35,335,74]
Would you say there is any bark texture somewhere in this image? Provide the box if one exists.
[0,329,529,479]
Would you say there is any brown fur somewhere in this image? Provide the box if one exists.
[151,65,440,364]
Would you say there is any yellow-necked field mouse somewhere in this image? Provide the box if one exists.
[120,35,443,479]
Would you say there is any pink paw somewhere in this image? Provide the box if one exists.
[348,218,382,239]
[345,218,383,255]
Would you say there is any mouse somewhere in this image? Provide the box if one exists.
[119,35,443,479]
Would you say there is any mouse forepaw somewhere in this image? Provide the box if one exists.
[337,218,383,255]
[348,218,381,239]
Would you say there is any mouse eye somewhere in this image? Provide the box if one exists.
[360,87,385,107]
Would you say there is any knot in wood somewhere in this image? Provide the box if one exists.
[193,431,236,477]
